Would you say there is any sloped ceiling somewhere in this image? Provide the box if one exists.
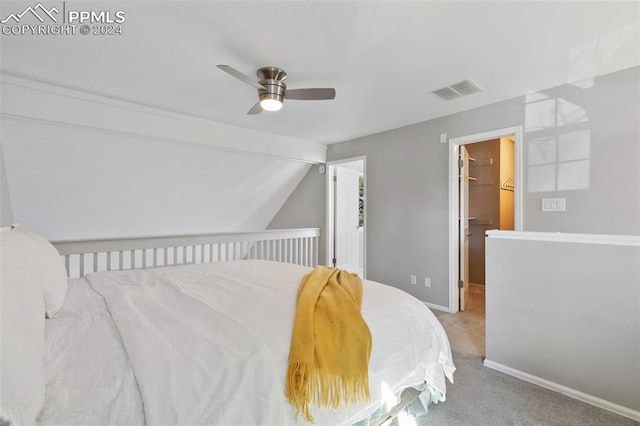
[1,116,311,239]
[1,1,638,144]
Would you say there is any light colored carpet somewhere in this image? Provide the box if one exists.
[394,285,639,426]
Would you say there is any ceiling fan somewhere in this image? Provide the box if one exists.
[217,65,336,115]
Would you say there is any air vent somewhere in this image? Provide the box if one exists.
[432,87,460,101]
[431,79,484,101]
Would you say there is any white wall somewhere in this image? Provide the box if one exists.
[0,144,14,227]
[485,231,640,420]
[270,67,640,307]
[0,116,311,240]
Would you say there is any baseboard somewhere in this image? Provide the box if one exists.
[483,359,640,422]
[422,301,452,313]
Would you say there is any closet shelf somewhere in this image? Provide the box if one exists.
[469,158,494,167]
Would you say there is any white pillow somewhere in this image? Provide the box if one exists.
[22,230,68,319]
[0,226,47,425]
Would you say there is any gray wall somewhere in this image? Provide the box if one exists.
[269,67,640,307]
[485,235,640,414]
[268,165,328,265]
[523,68,640,233]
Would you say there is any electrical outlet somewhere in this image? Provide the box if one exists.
[425,277,431,287]
[410,275,417,285]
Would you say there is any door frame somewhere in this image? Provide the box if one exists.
[459,145,471,311]
[326,156,367,278]
[448,126,523,312]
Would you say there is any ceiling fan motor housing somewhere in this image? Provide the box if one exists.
[257,67,287,104]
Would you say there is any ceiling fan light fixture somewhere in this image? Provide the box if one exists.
[259,91,284,111]
[260,98,283,112]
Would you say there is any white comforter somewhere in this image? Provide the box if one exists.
[37,277,145,426]
[42,260,454,425]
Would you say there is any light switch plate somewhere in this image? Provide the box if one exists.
[542,198,566,212]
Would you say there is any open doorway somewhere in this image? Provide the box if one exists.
[463,138,515,305]
[326,157,366,278]
[449,126,523,313]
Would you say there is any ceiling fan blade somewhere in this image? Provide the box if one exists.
[286,88,336,100]
[217,65,266,91]
[247,102,263,115]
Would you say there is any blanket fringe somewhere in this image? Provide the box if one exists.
[286,362,370,423]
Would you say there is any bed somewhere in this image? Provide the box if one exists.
[0,227,455,426]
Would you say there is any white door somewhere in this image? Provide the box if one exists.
[334,166,360,275]
[459,146,471,311]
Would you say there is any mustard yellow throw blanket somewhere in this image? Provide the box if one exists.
[286,266,372,423]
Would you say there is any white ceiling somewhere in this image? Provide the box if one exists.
[1,1,639,145]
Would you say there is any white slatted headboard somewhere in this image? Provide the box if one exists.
[51,228,321,278]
